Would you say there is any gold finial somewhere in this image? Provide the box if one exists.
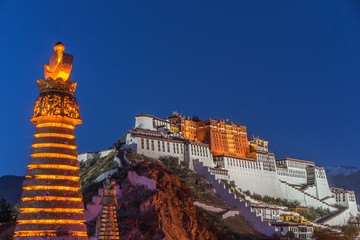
[44,42,73,81]
[53,42,65,52]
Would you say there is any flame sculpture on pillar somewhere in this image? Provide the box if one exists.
[95,175,119,240]
[14,42,88,239]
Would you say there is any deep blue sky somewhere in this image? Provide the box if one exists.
[1,1,360,176]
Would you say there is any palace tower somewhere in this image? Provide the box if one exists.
[14,43,88,239]
[96,176,119,240]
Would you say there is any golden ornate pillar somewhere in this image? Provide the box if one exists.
[96,176,119,240]
[14,42,88,239]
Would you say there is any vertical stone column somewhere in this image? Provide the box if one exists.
[14,42,88,239]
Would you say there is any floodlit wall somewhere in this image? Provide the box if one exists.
[78,152,94,162]
[135,115,156,130]
[278,181,336,211]
[314,169,333,200]
[223,156,283,198]
[136,137,185,162]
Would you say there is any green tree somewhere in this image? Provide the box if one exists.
[0,198,14,223]
[271,233,280,239]
[286,231,295,238]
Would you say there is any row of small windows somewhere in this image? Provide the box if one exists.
[277,170,306,179]
[287,161,308,169]
[227,158,261,170]
[140,138,209,157]
[141,138,183,154]
[334,193,355,202]
[315,170,326,179]
[153,120,169,128]
[190,144,209,157]
[210,169,228,176]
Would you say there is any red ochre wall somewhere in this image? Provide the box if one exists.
[171,117,250,158]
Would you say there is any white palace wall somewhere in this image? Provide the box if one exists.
[222,156,283,198]
[314,169,333,200]
[136,137,185,163]
[126,130,214,169]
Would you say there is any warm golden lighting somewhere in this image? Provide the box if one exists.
[34,133,75,139]
[21,196,82,202]
[44,42,73,81]
[36,122,75,129]
[32,143,77,150]
[26,175,80,181]
[14,231,87,237]
[20,208,84,214]
[17,219,85,225]
[23,186,80,191]
[27,164,79,171]
[14,43,87,239]
[30,153,77,160]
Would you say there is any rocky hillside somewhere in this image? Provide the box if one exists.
[0,148,266,239]
[81,149,265,239]
[114,160,217,239]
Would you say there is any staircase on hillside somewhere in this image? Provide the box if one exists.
[193,159,279,236]
[315,208,349,225]
[279,180,336,210]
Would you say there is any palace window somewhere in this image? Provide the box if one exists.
[162,142,165,152]
[151,140,154,151]
[141,138,144,149]
[158,141,161,151]
[167,142,170,152]
[146,139,149,150]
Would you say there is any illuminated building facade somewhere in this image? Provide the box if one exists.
[169,116,249,158]
[14,43,88,239]
[96,176,119,240]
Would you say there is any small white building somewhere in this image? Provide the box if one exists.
[251,204,281,221]
[276,158,313,185]
[77,149,116,162]
[331,187,358,213]
[271,222,313,240]
[125,114,214,169]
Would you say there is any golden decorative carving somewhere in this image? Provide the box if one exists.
[32,92,81,121]
[40,94,62,116]
[63,95,80,119]
[33,98,41,117]
[36,77,77,94]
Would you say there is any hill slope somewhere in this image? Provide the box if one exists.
[81,149,265,239]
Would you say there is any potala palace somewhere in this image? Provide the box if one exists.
[79,112,359,239]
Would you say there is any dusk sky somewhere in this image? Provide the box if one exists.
[1,1,360,177]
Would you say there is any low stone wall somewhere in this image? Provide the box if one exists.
[194,201,226,213]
